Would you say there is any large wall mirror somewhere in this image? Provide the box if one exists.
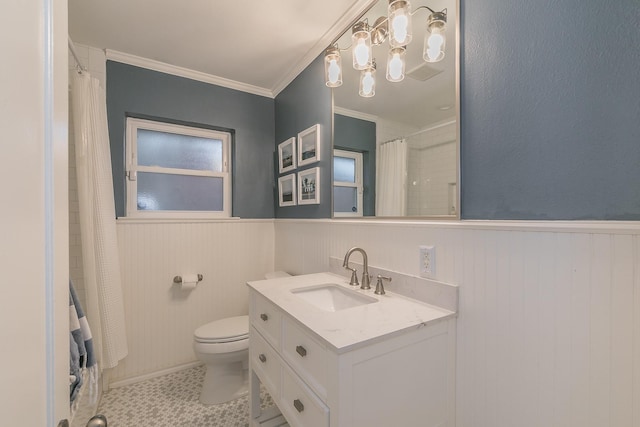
[330,0,458,218]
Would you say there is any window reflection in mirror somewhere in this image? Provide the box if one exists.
[331,0,458,218]
[333,149,363,217]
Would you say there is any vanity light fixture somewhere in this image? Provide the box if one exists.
[424,11,447,62]
[352,21,373,70]
[324,0,447,96]
[386,46,406,82]
[359,61,377,97]
[324,46,343,87]
[388,0,413,48]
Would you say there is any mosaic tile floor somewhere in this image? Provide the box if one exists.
[97,365,273,427]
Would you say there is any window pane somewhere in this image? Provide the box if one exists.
[137,128,223,172]
[333,156,356,183]
[137,172,223,211]
[334,186,358,213]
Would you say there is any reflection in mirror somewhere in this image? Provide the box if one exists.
[330,0,458,218]
[333,149,364,217]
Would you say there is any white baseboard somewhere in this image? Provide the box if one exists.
[109,361,203,389]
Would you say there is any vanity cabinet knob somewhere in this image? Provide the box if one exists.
[293,399,304,413]
[258,354,267,363]
[260,313,268,321]
[296,345,307,357]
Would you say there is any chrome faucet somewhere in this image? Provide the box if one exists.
[343,247,371,290]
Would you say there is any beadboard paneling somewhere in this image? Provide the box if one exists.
[274,220,640,427]
[111,220,274,383]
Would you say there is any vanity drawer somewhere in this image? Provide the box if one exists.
[250,326,281,397]
[281,364,329,427]
[282,317,327,399]
[251,293,282,348]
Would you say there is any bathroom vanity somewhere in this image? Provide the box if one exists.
[247,272,457,427]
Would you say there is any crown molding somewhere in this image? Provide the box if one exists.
[271,0,378,97]
[334,106,378,123]
[105,49,274,98]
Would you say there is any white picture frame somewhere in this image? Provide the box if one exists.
[297,167,320,205]
[278,173,297,207]
[277,137,296,173]
[297,124,321,167]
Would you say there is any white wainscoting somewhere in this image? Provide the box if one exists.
[274,219,640,427]
[110,219,275,384]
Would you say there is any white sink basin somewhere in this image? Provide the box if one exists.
[291,283,378,312]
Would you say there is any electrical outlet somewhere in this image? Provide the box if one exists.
[419,245,436,278]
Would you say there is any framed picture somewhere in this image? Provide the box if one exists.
[278,173,296,207]
[297,167,320,205]
[297,124,320,167]
[277,137,296,173]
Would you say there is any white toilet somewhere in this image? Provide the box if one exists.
[193,272,290,405]
[193,315,249,404]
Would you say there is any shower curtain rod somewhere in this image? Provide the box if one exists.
[68,37,87,72]
[380,119,456,145]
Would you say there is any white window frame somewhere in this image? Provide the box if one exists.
[333,149,363,217]
[125,117,232,219]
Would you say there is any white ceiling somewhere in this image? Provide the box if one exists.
[69,0,375,96]
[69,0,456,128]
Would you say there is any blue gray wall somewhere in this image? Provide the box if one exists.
[460,0,640,219]
[334,114,376,216]
[105,0,640,221]
[106,61,275,218]
[274,55,333,218]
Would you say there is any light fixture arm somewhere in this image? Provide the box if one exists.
[331,42,352,52]
[411,6,447,16]
[371,16,389,31]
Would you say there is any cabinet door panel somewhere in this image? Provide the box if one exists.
[282,317,327,398]
[281,364,329,427]
[251,294,282,348]
[250,326,281,397]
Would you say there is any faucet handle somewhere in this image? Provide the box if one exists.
[375,275,392,295]
[346,267,359,286]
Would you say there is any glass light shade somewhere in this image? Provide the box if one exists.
[324,47,343,87]
[424,12,446,63]
[359,64,376,97]
[352,22,372,70]
[386,47,406,82]
[388,0,412,48]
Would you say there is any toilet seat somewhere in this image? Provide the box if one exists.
[194,315,249,344]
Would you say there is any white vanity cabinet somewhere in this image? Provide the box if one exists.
[248,273,457,427]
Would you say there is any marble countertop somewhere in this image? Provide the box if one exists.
[247,272,455,353]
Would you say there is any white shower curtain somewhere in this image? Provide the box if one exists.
[71,72,128,369]
[376,138,408,216]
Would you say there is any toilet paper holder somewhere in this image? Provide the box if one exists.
[173,274,203,284]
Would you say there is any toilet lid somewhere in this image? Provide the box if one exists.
[194,315,249,343]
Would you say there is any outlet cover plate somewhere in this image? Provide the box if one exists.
[419,245,436,278]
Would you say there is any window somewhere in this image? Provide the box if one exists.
[125,117,232,218]
[333,149,363,217]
